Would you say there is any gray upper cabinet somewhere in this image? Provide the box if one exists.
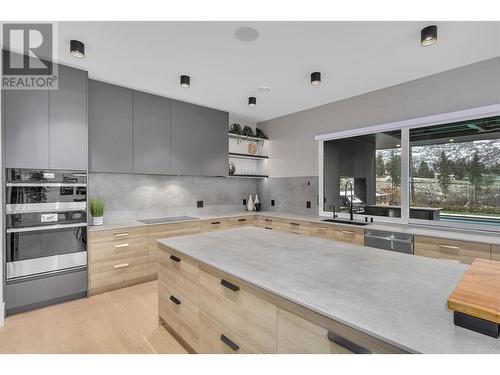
[4,89,50,169]
[202,108,228,176]
[170,99,203,175]
[133,91,171,174]
[49,65,88,170]
[88,80,134,173]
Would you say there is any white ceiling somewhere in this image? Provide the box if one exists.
[57,21,500,122]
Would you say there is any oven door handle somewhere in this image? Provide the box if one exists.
[6,223,87,233]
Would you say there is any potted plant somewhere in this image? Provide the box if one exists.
[90,198,105,226]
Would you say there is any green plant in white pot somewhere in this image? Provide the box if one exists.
[90,198,105,226]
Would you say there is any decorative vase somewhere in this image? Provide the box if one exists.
[92,216,104,226]
[254,194,260,204]
[229,162,236,176]
[246,195,255,212]
[248,142,257,155]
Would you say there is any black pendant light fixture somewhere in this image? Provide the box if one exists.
[311,71,321,86]
[180,75,190,88]
[70,40,85,58]
[421,25,437,46]
[248,96,256,106]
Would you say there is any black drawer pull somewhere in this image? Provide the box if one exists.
[169,255,181,263]
[290,222,300,226]
[220,334,240,351]
[265,218,272,222]
[238,218,246,222]
[169,295,181,305]
[327,331,371,354]
[221,279,240,292]
[211,221,221,225]
[264,227,272,230]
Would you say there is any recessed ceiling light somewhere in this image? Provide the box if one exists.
[248,97,256,106]
[311,72,321,86]
[396,144,401,147]
[235,27,260,42]
[449,139,454,142]
[421,25,437,46]
[180,75,190,88]
[70,40,85,58]
[258,86,271,93]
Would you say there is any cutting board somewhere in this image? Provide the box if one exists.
[448,258,500,325]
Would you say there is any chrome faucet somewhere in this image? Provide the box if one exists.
[344,181,354,221]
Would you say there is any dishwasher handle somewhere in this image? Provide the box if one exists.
[364,233,413,244]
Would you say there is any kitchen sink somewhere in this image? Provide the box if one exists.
[322,218,369,226]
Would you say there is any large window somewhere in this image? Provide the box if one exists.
[319,110,500,231]
[323,131,402,218]
[409,116,500,227]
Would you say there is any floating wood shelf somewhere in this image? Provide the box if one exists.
[229,152,268,160]
[228,133,268,143]
[228,174,268,179]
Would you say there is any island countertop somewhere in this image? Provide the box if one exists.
[157,227,500,354]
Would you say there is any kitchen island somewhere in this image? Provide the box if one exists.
[157,227,500,354]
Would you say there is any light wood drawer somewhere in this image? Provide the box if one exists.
[255,216,286,231]
[158,245,200,305]
[284,219,311,235]
[331,225,364,245]
[229,215,255,227]
[277,308,356,354]
[310,223,335,239]
[89,254,149,291]
[89,225,148,244]
[199,266,277,353]
[200,218,230,232]
[198,311,262,354]
[158,278,199,351]
[148,221,201,275]
[90,237,147,264]
[414,236,491,264]
[492,245,500,261]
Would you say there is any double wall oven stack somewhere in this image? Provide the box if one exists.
[4,169,88,315]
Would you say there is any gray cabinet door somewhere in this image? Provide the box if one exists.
[170,99,202,175]
[4,89,49,169]
[202,108,228,176]
[133,91,171,174]
[49,64,88,170]
[88,80,134,173]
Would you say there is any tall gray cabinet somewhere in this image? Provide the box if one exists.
[88,80,134,173]
[133,91,171,174]
[3,63,87,170]
[202,108,228,176]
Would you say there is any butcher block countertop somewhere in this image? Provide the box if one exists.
[448,258,500,324]
[157,227,500,354]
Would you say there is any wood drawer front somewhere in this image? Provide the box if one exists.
[492,245,500,261]
[284,220,311,235]
[277,309,353,354]
[256,216,286,231]
[414,236,490,264]
[310,223,335,239]
[198,311,262,354]
[90,237,147,264]
[199,267,277,353]
[89,254,149,291]
[159,279,199,351]
[229,216,255,227]
[89,226,148,244]
[148,221,201,275]
[200,218,230,232]
[158,246,200,305]
[332,226,364,245]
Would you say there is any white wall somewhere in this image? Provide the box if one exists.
[259,56,500,178]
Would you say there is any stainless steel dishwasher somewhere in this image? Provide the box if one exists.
[364,229,414,254]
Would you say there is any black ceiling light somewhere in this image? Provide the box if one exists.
[311,71,321,86]
[180,75,190,88]
[421,25,437,46]
[248,96,256,106]
[70,40,85,58]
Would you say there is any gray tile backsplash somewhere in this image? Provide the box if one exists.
[89,173,258,223]
[257,176,318,215]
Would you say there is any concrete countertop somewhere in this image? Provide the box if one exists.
[87,210,500,246]
[157,227,500,354]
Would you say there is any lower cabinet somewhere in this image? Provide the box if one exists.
[414,236,491,264]
[200,218,231,232]
[492,245,500,261]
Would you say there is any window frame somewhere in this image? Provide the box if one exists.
[317,104,500,233]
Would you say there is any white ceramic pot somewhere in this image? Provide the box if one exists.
[92,216,104,226]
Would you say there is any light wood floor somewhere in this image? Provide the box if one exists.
[0,281,187,354]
